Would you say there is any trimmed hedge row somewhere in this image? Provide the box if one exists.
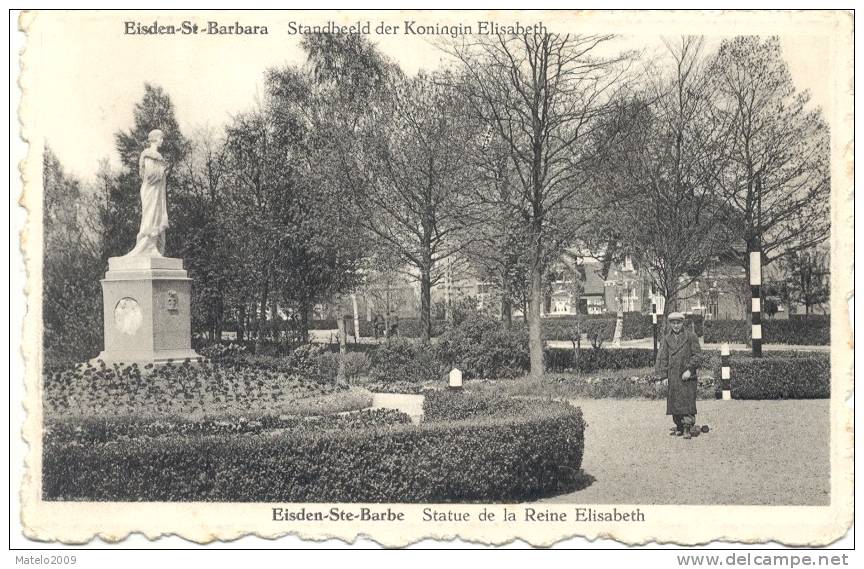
[358,318,448,338]
[45,408,412,445]
[703,318,830,345]
[545,347,657,373]
[43,394,586,503]
[423,390,531,421]
[712,353,830,399]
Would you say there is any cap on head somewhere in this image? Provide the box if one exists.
[667,312,685,321]
[148,129,164,143]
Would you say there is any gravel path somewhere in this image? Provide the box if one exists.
[371,392,424,423]
[544,339,829,352]
[543,398,830,505]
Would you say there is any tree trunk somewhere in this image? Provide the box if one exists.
[612,288,624,347]
[501,279,513,329]
[351,294,360,343]
[255,279,269,356]
[528,264,544,380]
[337,312,348,355]
[420,266,432,342]
[239,305,247,341]
[384,289,391,339]
[299,300,310,343]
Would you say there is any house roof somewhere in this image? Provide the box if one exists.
[582,261,607,296]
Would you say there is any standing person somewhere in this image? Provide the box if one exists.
[656,312,702,439]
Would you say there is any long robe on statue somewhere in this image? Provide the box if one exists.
[124,148,169,257]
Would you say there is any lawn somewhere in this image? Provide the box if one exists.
[542,398,830,505]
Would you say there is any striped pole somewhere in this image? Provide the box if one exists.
[750,248,762,357]
[720,342,731,400]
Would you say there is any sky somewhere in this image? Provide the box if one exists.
[22,11,839,182]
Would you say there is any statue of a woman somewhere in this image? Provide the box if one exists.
[122,129,170,257]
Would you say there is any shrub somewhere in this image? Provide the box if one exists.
[704,320,750,343]
[582,319,615,348]
[358,318,447,338]
[712,353,830,399]
[622,313,653,340]
[198,342,247,362]
[286,343,330,376]
[308,319,338,330]
[317,352,372,382]
[45,405,397,446]
[368,338,440,384]
[44,395,586,503]
[529,316,616,342]
[435,319,529,379]
[422,390,531,421]
[339,352,371,381]
[764,319,830,345]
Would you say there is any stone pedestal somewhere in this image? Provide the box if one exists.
[93,256,202,366]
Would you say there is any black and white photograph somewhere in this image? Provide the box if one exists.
[12,8,854,548]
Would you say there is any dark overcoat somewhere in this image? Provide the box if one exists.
[655,328,702,415]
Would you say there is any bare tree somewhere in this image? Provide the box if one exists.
[349,72,475,341]
[450,33,631,379]
[708,36,830,281]
[595,37,734,316]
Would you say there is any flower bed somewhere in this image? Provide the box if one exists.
[43,360,365,421]
[43,392,585,503]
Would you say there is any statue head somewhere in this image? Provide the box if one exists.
[147,129,164,147]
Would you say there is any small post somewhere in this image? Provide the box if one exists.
[448,367,463,391]
[651,302,658,359]
[721,342,731,400]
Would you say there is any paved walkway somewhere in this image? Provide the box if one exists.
[545,338,829,352]
[371,392,424,424]
[541,398,830,505]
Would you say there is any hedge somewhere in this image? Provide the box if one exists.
[711,353,830,399]
[358,318,448,338]
[703,320,750,344]
[763,319,830,345]
[43,394,586,503]
[545,347,657,373]
[45,408,412,445]
[618,313,704,340]
[703,318,829,345]
[367,339,442,384]
[435,319,529,379]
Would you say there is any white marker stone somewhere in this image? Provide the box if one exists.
[448,368,463,390]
